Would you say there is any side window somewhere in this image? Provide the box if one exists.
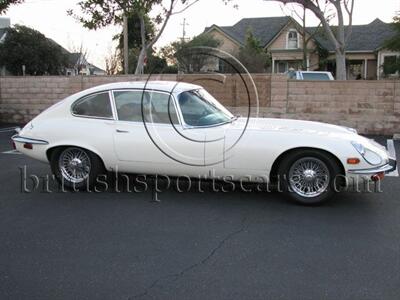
[114,90,179,124]
[177,90,233,126]
[114,91,143,122]
[145,91,179,124]
[72,92,113,119]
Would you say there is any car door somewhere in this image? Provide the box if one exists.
[69,91,116,164]
[111,89,206,175]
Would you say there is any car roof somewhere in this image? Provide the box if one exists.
[82,81,202,95]
[297,71,331,74]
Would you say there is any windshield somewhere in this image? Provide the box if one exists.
[177,89,234,127]
[301,72,332,81]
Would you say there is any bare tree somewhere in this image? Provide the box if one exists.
[70,0,201,75]
[134,0,202,74]
[105,49,121,75]
[68,42,89,74]
[267,0,355,80]
[279,3,327,70]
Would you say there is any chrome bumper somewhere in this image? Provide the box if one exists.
[12,135,49,145]
[348,158,397,175]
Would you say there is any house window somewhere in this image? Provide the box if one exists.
[277,61,287,73]
[218,58,226,73]
[287,30,298,49]
[382,55,399,76]
[348,60,363,80]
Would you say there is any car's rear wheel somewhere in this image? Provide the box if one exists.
[50,147,104,190]
[278,150,342,205]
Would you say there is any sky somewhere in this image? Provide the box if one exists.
[2,0,399,69]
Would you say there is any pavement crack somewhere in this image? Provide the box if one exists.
[129,216,248,299]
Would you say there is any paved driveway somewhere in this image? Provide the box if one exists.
[0,127,399,300]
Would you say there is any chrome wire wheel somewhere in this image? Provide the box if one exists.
[58,148,91,184]
[288,157,330,198]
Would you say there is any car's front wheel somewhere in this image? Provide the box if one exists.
[278,150,342,205]
[50,147,104,190]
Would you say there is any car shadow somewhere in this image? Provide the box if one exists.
[15,168,385,217]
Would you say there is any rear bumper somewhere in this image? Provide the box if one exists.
[348,158,397,175]
[11,135,49,163]
[12,135,49,145]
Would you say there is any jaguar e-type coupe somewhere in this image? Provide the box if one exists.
[12,81,396,204]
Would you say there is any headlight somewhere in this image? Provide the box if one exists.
[351,141,382,165]
[343,126,358,134]
[351,142,365,156]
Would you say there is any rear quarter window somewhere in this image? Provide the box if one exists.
[72,92,113,119]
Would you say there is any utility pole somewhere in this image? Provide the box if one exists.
[180,18,189,42]
[123,14,129,74]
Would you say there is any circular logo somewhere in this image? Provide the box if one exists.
[139,46,259,167]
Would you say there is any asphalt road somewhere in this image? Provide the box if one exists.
[0,127,400,300]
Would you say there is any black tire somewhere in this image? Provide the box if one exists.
[50,147,105,191]
[277,149,342,205]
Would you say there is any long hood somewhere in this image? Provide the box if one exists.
[230,117,354,137]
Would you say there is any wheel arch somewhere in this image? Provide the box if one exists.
[46,144,106,170]
[269,147,346,183]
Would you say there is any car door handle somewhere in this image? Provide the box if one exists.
[116,129,129,133]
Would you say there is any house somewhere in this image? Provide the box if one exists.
[66,52,106,76]
[204,16,400,79]
[0,18,9,42]
[0,17,11,76]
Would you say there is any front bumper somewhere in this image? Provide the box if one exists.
[348,158,397,175]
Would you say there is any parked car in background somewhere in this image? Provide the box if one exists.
[12,81,396,205]
[288,70,334,81]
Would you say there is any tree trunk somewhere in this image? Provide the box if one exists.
[123,14,129,74]
[333,1,347,80]
[335,49,347,80]
[303,40,308,71]
[274,0,353,80]
[132,0,175,74]
[135,48,146,75]
[302,7,308,70]
[135,14,146,75]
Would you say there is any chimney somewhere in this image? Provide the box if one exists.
[0,17,11,29]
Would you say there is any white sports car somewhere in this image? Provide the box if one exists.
[12,81,396,204]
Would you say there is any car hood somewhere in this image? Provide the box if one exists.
[230,117,353,136]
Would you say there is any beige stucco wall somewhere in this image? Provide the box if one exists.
[268,23,298,50]
[327,53,377,61]
[208,29,240,56]
[267,21,320,71]
[309,52,320,70]
[1,75,400,135]
[268,27,291,50]
[268,22,317,50]
[270,52,303,60]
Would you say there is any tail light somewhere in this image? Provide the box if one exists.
[23,143,33,150]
